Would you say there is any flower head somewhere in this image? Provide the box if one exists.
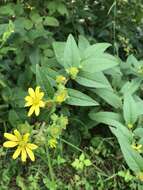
[54,85,68,104]
[48,138,57,149]
[56,75,67,84]
[66,67,79,79]
[3,130,38,162]
[50,127,62,138]
[25,86,45,117]
[127,123,133,129]
[55,89,68,103]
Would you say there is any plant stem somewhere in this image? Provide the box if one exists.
[46,146,55,185]
[104,173,117,181]
[61,138,83,152]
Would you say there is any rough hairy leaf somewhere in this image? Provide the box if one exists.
[64,34,81,68]
[36,64,54,98]
[66,88,99,106]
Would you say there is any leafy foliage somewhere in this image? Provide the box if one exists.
[1,1,143,190]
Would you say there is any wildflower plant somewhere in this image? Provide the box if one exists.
[25,86,45,117]
[2,30,143,189]
[3,34,118,162]
[0,0,143,188]
[1,33,120,163]
[3,130,38,162]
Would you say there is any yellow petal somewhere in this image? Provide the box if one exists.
[23,133,30,142]
[26,147,35,161]
[25,96,33,102]
[3,141,18,148]
[27,143,38,150]
[12,146,22,159]
[21,148,27,162]
[25,101,33,107]
[38,92,44,99]
[28,88,35,98]
[28,106,35,117]
[35,86,40,96]
[35,106,40,116]
[14,130,22,140]
[39,100,45,107]
[4,133,18,141]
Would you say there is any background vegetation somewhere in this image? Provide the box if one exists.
[0,0,143,189]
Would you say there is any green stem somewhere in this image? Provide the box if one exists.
[61,138,83,152]
[104,173,117,181]
[46,146,55,184]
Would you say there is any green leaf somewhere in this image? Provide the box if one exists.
[57,3,68,16]
[84,159,92,166]
[0,47,15,55]
[66,88,99,106]
[44,68,59,87]
[123,94,138,125]
[120,78,142,95]
[8,110,22,128]
[43,178,57,190]
[24,19,33,30]
[11,87,26,108]
[30,12,42,24]
[76,71,112,89]
[89,111,132,142]
[78,35,90,55]
[127,54,140,68]
[89,111,123,124]
[92,88,122,109]
[134,128,143,138]
[136,99,143,115]
[111,126,143,173]
[83,43,111,59]
[16,176,27,190]
[64,34,81,68]
[79,153,85,161]
[0,4,14,15]
[36,64,54,98]
[82,53,119,73]
[53,42,65,66]
[29,48,40,65]
[43,16,59,27]
[0,24,9,36]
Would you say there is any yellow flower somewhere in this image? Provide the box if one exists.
[48,138,57,149]
[55,89,68,104]
[56,75,67,84]
[3,130,38,162]
[131,144,142,153]
[25,86,45,117]
[66,67,79,79]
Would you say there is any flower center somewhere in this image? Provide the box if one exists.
[19,140,27,147]
[33,97,40,106]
